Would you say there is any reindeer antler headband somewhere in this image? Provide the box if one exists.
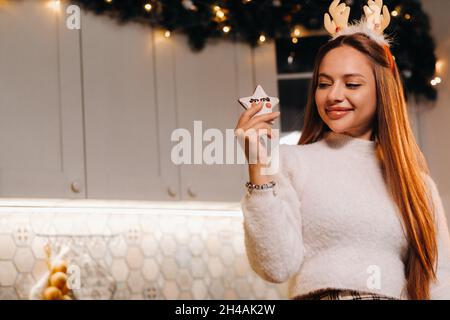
[324,0,391,46]
[324,0,395,72]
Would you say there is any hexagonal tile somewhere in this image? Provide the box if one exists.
[141,234,158,257]
[31,237,47,259]
[159,217,175,233]
[112,282,131,300]
[206,235,220,255]
[251,277,268,299]
[13,222,31,247]
[127,270,145,294]
[208,257,224,278]
[175,269,193,291]
[266,287,281,299]
[188,235,204,256]
[87,214,109,234]
[192,279,207,299]
[15,273,34,299]
[223,288,238,300]
[0,287,18,300]
[51,216,74,235]
[31,259,48,282]
[14,248,34,273]
[0,261,18,286]
[276,282,289,299]
[87,238,107,259]
[161,258,177,280]
[126,247,144,269]
[143,282,161,300]
[178,291,193,299]
[0,235,16,260]
[142,258,158,281]
[209,279,225,299]
[234,279,251,299]
[111,259,129,282]
[160,235,176,257]
[162,280,179,299]
[139,216,155,234]
[126,226,142,245]
[219,245,234,267]
[174,224,189,244]
[187,218,204,234]
[234,255,250,277]
[175,245,191,268]
[232,236,245,255]
[109,235,127,258]
[190,257,205,278]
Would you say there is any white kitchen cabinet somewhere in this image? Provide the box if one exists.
[80,11,177,200]
[0,1,85,198]
[168,36,279,201]
[0,2,279,202]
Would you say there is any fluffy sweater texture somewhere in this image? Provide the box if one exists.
[241,131,450,300]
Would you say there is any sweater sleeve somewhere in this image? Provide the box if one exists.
[425,176,450,299]
[240,144,305,283]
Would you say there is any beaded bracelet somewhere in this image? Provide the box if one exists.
[245,181,276,191]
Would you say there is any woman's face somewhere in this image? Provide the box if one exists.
[315,45,377,140]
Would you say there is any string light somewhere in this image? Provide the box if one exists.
[291,37,298,44]
[105,0,112,3]
[431,76,442,86]
[404,13,411,20]
[292,26,301,38]
[144,3,152,12]
[259,34,266,43]
[164,30,171,38]
[222,26,231,33]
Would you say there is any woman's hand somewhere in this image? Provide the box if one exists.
[234,102,280,183]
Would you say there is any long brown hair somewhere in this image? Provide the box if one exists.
[299,33,437,300]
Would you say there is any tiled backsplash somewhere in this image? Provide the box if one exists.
[0,201,287,299]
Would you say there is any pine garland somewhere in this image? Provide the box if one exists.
[72,0,439,101]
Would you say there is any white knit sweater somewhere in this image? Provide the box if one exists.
[241,131,450,300]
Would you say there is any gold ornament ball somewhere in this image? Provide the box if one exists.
[43,286,62,300]
[51,260,68,274]
[49,272,68,289]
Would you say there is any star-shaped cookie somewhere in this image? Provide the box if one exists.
[238,85,279,116]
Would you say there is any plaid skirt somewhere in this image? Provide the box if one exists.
[294,289,400,300]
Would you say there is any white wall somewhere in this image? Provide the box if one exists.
[420,0,450,213]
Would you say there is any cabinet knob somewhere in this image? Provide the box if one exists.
[167,187,177,198]
[187,187,197,198]
[71,181,81,193]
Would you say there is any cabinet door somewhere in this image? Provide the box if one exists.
[172,36,278,201]
[0,1,85,198]
[81,12,177,200]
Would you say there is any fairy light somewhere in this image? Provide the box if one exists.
[144,3,152,11]
[293,27,301,38]
[404,13,411,20]
[391,10,398,17]
[164,30,171,38]
[259,34,266,43]
[105,0,112,3]
[222,26,231,33]
[47,0,61,11]
[431,77,442,86]
[291,37,298,44]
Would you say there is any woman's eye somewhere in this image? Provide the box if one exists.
[346,84,361,88]
[318,83,330,88]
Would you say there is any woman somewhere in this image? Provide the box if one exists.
[235,31,450,300]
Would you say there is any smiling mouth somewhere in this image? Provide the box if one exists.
[326,109,354,120]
